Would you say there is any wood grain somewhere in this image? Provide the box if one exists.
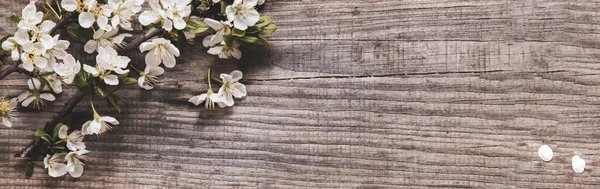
[3,0,600,188]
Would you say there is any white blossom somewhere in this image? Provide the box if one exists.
[1,37,21,61]
[218,70,247,106]
[225,0,260,30]
[17,78,56,108]
[43,153,68,177]
[42,73,63,94]
[45,35,70,65]
[84,28,131,53]
[54,54,82,84]
[31,20,56,50]
[0,97,18,127]
[138,66,164,90]
[202,18,231,47]
[139,0,191,31]
[207,41,241,59]
[84,47,130,85]
[58,125,86,151]
[140,38,180,68]
[17,2,43,31]
[67,0,112,30]
[189,91,225,110]
[65,150,89,178]
[81,115,119,135]
[20,41,48,71]
[103,0,143,31]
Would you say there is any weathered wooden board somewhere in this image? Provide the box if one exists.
[3,0,600,188]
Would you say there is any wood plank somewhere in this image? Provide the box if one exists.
[2,0,600,188]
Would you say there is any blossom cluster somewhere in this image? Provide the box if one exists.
[0,0,275,179]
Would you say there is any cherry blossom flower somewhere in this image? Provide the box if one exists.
[202,18,231,47]
[54,54,82,84]
[0,97,18,127]
[30,20,56,50]
[103,0,143,31]
[42,73,64,94]
[17,78,56,108]
[64,0,113,30]
[189,91,225,110]
[84,28,132,53]
[58,125,86,151]
[17,2,43,31]
[225,0,260,30]
[218,70,247,106]
[20,41,48,71]
[207,41,241,59]
[140,38,180,68]
[138,66,164,90]
[96,46,130,74]
[65,150,89,178]
[45,35,70,65]
[139,0,192,31]
[43,153,68,177]
[82,103,119,135]
[1,37,21,61]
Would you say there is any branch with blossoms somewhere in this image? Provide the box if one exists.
[0,0,276,178]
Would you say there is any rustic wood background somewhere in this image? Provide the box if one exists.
[3,0,600,188]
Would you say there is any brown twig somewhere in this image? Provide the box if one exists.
[15,28,165,160]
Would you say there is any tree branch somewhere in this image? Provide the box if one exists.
[15,28,165,160]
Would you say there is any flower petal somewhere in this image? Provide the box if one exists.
[58,125,69,139]
[78,12,96,28]
[103,74,120,85]
[84,40,98,54]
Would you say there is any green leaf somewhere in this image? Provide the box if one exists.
[25,162,34,178]
[260,23,277,36]
[53,146,65,150]
[238,36,258,43]
[52,123,65,140]
[246,26,261,34]
[106,94,122,113]
[96,87,109,98]
[123,78,138,85]
[74,73,93,95]
[232,28,246,37]
[176,30,189,49]
[223,35,234,46]
[185,19,210,34]
[220,2,228,15]
[9,15,21,25]
[256,16,273,28]
[35,130,52,144]
[118,72,129,80]
[67,23,93,43]
[257,36,271,49]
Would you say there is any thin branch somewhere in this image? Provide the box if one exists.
[0,61,20,80]
[15,28,165,160]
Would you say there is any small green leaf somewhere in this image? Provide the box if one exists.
[232,28,246,37]
[176,30,189,49]
[53,146,65,150]
[25,162,34,178]
[118,72,129,80]
[185,19,210,34]
[52,123,65,140]
[67,23,93,43]
[257,36,271,49]
[238,36,258,43]
[260,23,277,35]
[9,15,21,25]
[96,87,109,98]
[123,78,138,85]
[256,16,273,28]
[35,130,49,137]
[106,94,122,113]
[220,1,228,15]
[223,35,234,46]
[35,130,52,144]
[74,73,93,95]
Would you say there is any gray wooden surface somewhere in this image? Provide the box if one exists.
[2,0,600,188]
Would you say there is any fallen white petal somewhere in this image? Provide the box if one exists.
[538,145,553,162]
[572,155,586,173]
